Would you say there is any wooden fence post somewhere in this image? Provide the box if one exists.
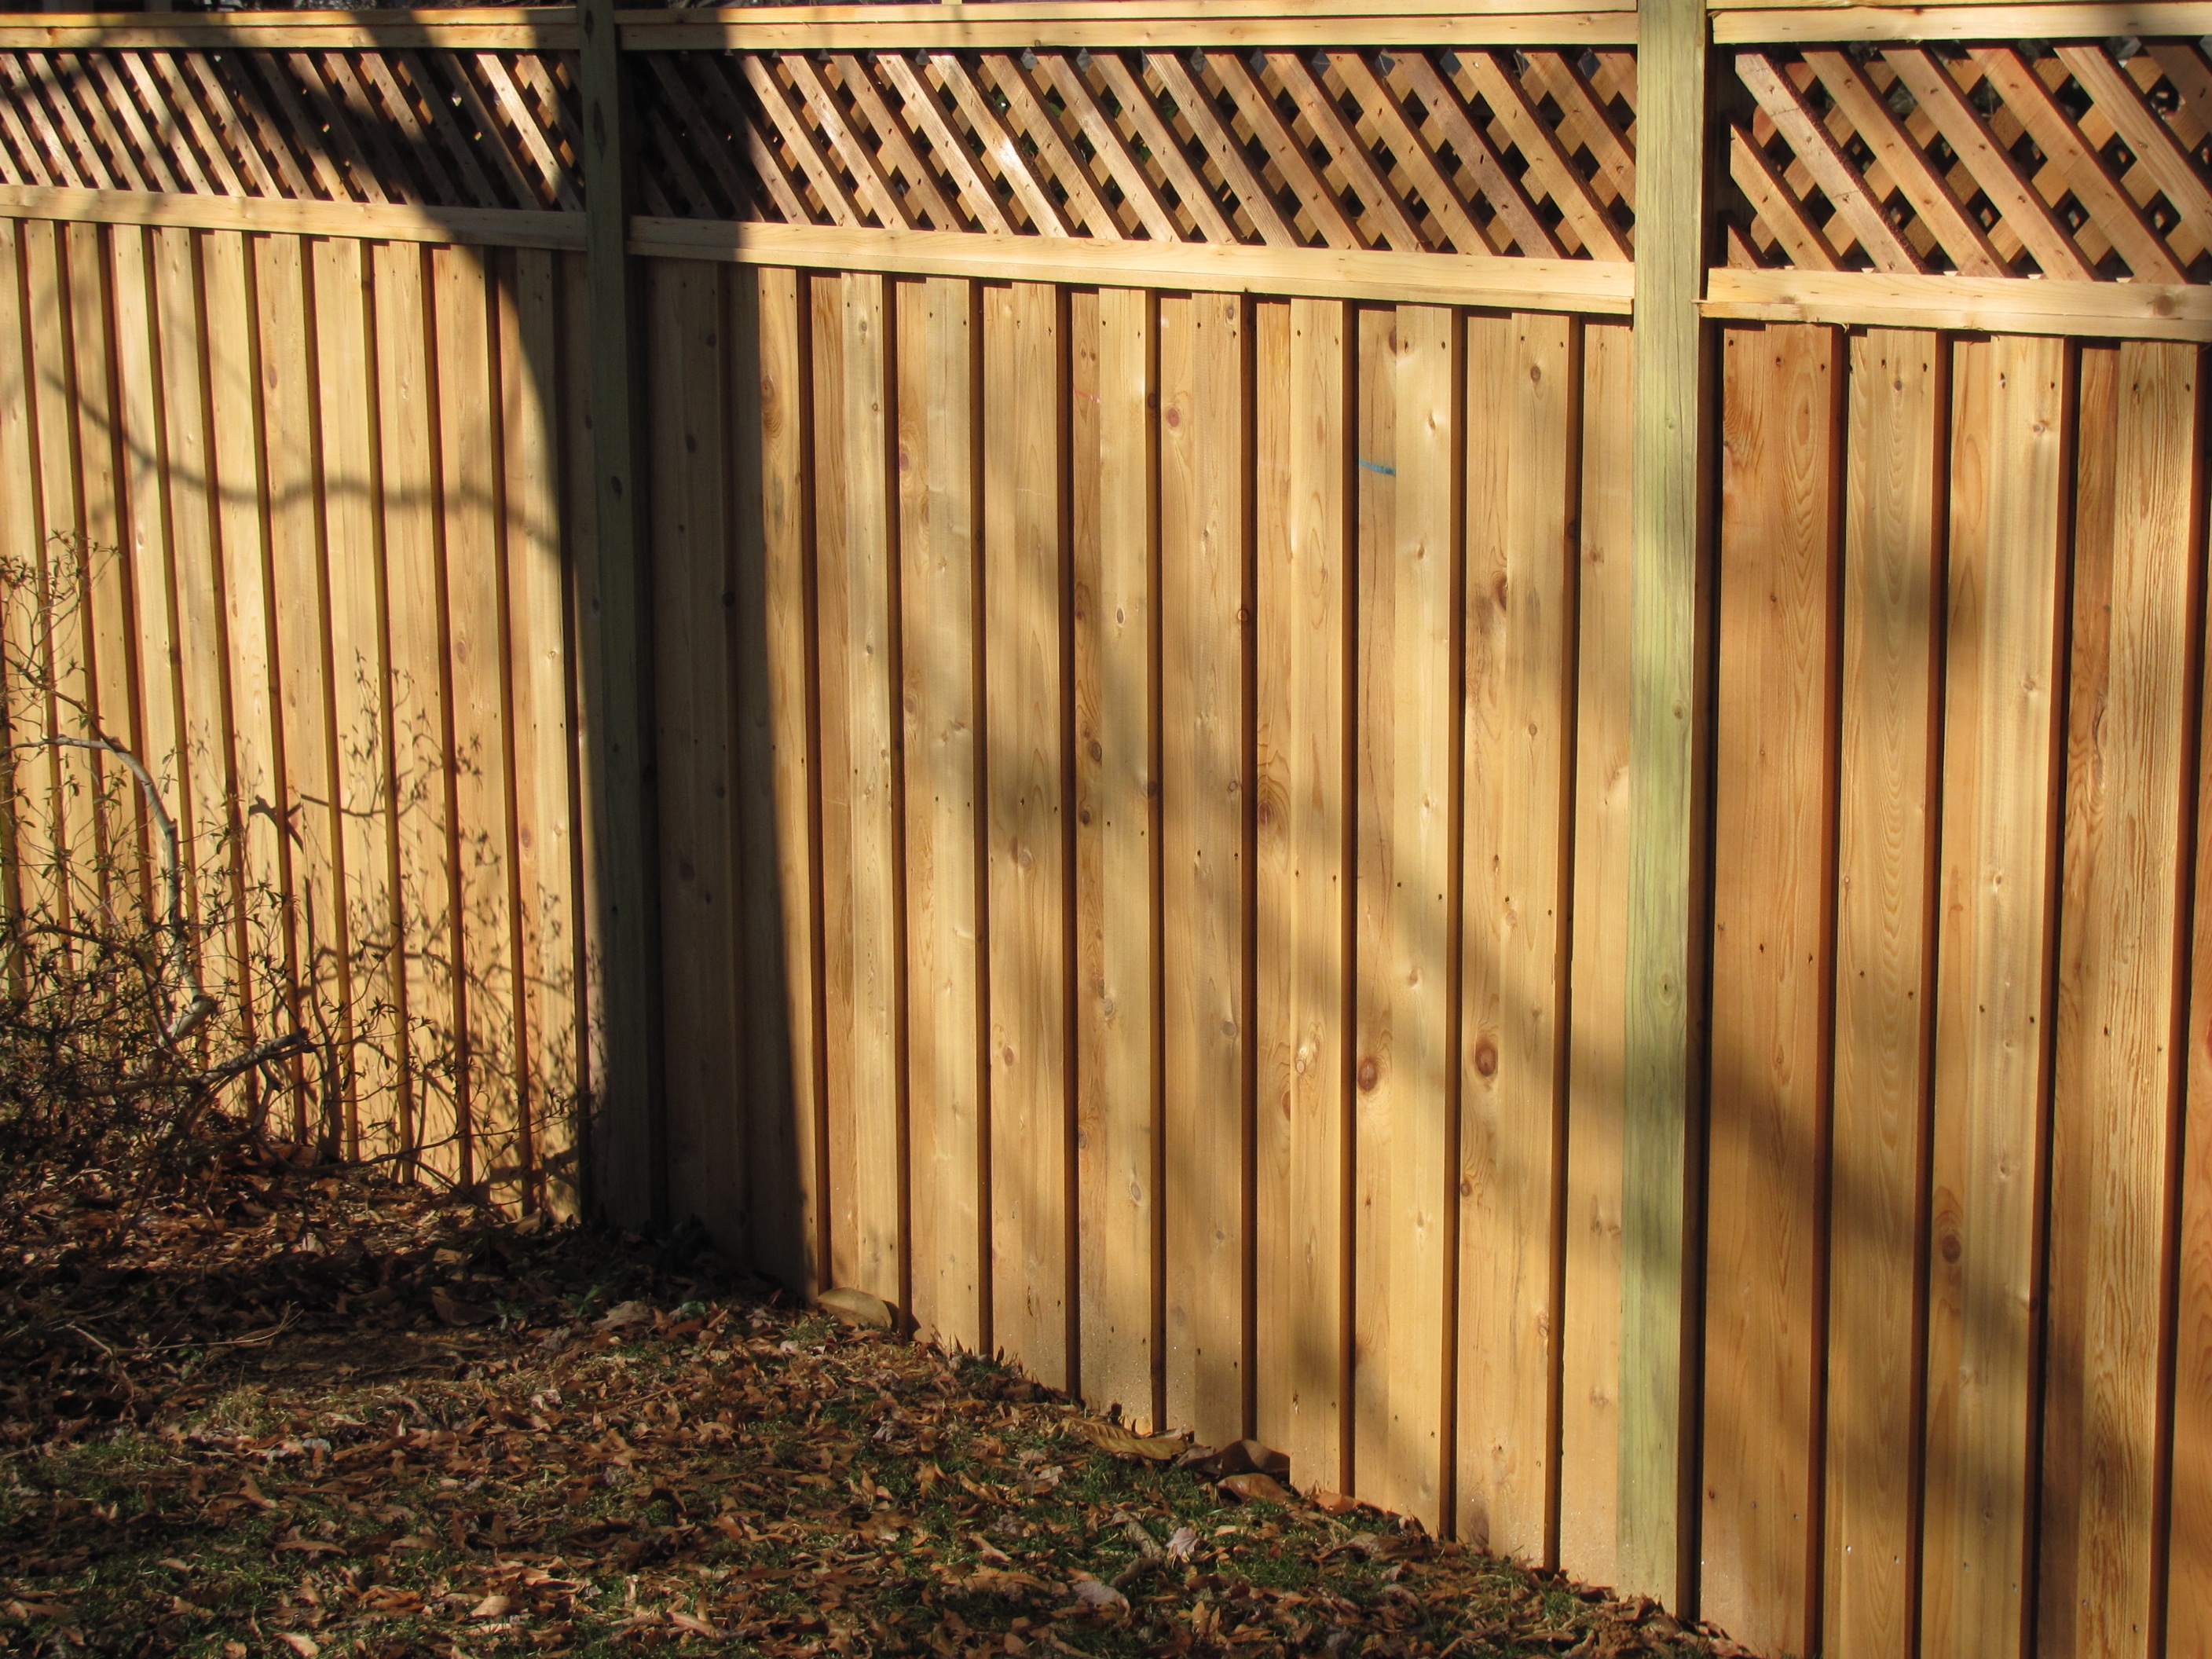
[1621,0,1715,1611]
[579,0,667,1229]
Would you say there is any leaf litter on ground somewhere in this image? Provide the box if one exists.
[0,1152,1733,1657]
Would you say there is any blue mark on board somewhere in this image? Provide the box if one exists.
[1358,458,1396,478]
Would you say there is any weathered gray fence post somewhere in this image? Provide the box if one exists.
[579,0,667,1229]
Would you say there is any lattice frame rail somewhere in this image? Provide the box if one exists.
[0,6,2207,333]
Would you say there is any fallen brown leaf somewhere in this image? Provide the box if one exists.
[1068,1418,1185,1462]
[1219,1472,1295,1504]
[431,1287,492,1327]
[818,1287,893,1329]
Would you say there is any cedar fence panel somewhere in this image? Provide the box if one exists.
[1,9,2211,1657]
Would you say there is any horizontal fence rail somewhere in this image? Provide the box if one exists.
[2,8,2212,1659]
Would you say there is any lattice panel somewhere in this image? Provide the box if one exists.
[1727,41,2212,281]
[635,45,1639,257]
[0,47,580,211]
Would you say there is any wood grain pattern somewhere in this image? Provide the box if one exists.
[1620,0,1708,1599]
[434,244,519,1197]
[752,264,828,1298]
[1161,289,1250,1446]
[1702,321,1842,1659]
[313,234,403,1163]
[1457,309,1578,1563]
[1558,317,1633,1588]
[1922,332,2069,1659]
[985,280,1071,1391]
[204,226,290,1114]
[813,269,903,1307]
[374,240,456,1185]
[498,246,580,1215]
[650,256,745,1240]
[1353,302,1458,1532]
[258,231,344,1152]
[2041,340,2200,1659]
[1254,295,1351,1491]
[2170,363,2212,1659]
[1825,328,1945,1659]
[1074,283,1159,1427]
[901,273,984,1353]
[0,221,51,942]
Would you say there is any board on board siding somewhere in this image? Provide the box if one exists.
[752,265,829,1297]
[1702,321,1842,1659]
[1353,303,1459,1533]
[1254,295,1352,1492]
[812,269,903,1309]
[985,280,1072,1391]
[900,272,985,1354]
[1074,283,1161,1428]
[1456,310,1579,1562]
[1824,328,1945,1659]
[1558,317,1635,1590]
[649,256,747,1242]
[2040,340,2200,1659]
[1922,332,2070,1659]
[1161,289,1251,1447]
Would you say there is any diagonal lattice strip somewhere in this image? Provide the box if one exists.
[1728,40,2212,281]
[630,46,1639,259]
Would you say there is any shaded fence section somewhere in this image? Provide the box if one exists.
[4,7,2212,1659]
[0,196,600,1209]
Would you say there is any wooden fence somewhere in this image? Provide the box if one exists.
[0,5,2210,1657]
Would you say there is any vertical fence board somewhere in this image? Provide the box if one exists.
[1703,321,1842,1659]
[728,267,793,1257]
[204,228,288,1086]
[2171,364,2212,1659]
[260,233,344,1148]
[1559,317,1633,1587]
[69,221,133,910]
[2042,339,2201,1659]
[152,225,240,1048]
[24,221,90,934]
[375,240,454,1183]
[814,269,903,1306]
[0,222,42,936]
[313,235,401,1163]
[1255,294,1350,1490]
[985,279,1071,1390]
[435,245,518,1198]
[1922,332,2070,1659]
[110,225,177,932]
[1074,282,1159,1423]
[1826,328,1945,1659]
[1354,302,1458,1531]
[1162,290,1251,1445]
[500,247,580,1214]
[649,256,744,1240]
[902,272,984,1352]
[1457,310,1578,1562]
[753,265,826,1296]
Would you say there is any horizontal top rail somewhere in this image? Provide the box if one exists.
[1713,2,2212,36]
[0,9,579,49]
[0,1,1638,51]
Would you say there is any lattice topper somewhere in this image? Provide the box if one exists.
[1727,39,2212,281]
[635,45,1638,257]
[0,47,579,211]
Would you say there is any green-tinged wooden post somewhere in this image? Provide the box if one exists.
[579,0,666,1229]
[1622,0,1715,1612]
